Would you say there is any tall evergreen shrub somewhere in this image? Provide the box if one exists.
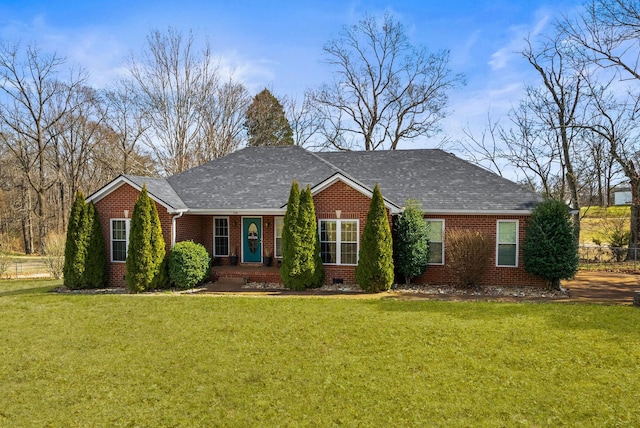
[291,186,323,290]
[355,184,394,292]
[126,185,166,292]
[395,200,430,284]
[280,181,301,288]
[523,199,578,290]
[63,191,88,289]
[82,202,108,288]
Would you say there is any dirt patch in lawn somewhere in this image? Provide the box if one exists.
[561,271,639,305]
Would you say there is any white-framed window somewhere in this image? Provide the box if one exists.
[111,219,130,262]
[496,220,518,267]
[319,219,359,265]
[425,219,445,265]
[274,216,284,258]
[214,217,230,256]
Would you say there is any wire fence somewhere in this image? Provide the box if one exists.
[579,245,640,272]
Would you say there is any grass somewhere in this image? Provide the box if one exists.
[1,280,639,426]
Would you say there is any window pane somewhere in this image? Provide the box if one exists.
[112,241,127,262]
[321,242,336,264]
[215,218,228,237]
[275,217,284,238]
[341,242,358,265]
[275,239,283,258]
[429,242,443,264]
[112,220,126,240]
[498,222,517,244]
[426,220,443,242]
[498,244,517,266]
[215,237,229,256]
[321,221,337,242]
[341,221,357,242]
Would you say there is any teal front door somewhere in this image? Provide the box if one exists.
[242,217,262,263]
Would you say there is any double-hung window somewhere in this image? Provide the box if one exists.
[496,220,518,267]
[274,217,284,258]
[214,217,230,256]
[111,219,130,262]
[425,219,444,264]
[319,219,358,265]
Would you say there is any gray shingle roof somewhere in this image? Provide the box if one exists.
[316,149,541,212]
[166,146,339,210]
[123,175,188,211]
[119,146,540,213]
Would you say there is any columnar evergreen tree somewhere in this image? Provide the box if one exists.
[295,186,324,289]
[82,202,108,288]
[355,184,394,292]
[244,88,294,146]
[523,199,578,290]
[280,181,301,288]
[126,185,166,292]
[395,200,430,284]
[63,191,88,289]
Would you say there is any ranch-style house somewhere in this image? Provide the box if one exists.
[87,145,546,288]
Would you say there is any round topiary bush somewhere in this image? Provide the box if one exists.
[168,241,211,289]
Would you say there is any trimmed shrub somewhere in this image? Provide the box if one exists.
[83,202,108,288]
[395,200,429,284]
[169,241,211,289]
[63,191,89,289]
[445,229,493,288]
[280,181,301,288]
[523,199,578,290]
[126,185,166,292]
[355,184,394,292]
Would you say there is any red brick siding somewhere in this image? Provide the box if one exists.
[94,183,172,288]
[416,215,547,287]
[313,180,392,285]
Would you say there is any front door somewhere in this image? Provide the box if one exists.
[242,217,262,263]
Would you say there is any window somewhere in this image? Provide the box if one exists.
[274,217,284,258]
[319,219,358,265]
[425,219,444,264]
[111,219,130,262]
[497,220,518,267]
[214,217,229,256]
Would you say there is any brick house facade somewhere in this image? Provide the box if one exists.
[88,146,547,288]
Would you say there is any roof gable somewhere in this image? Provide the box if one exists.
[86,175,187,212]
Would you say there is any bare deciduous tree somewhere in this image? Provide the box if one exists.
[312,12,464,151]
[0,42,86,253]
[128,28,248,175]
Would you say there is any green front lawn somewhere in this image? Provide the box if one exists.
[1,280,639,426]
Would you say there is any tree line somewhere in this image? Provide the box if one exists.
[458,0,640,254]
[0,13,462,255]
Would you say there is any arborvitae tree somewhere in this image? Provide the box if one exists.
[126,185,165,292]
[355,184,394,292]
[523,199,578,290]
[244,88,294,146]
[292,186,324,289]
[148,193,168,289]
[82,202,108,288]
[280,181,301,287]
[63,191,88,289]
[395,200,429,284]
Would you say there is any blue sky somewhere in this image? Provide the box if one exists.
[0,0,584,148]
